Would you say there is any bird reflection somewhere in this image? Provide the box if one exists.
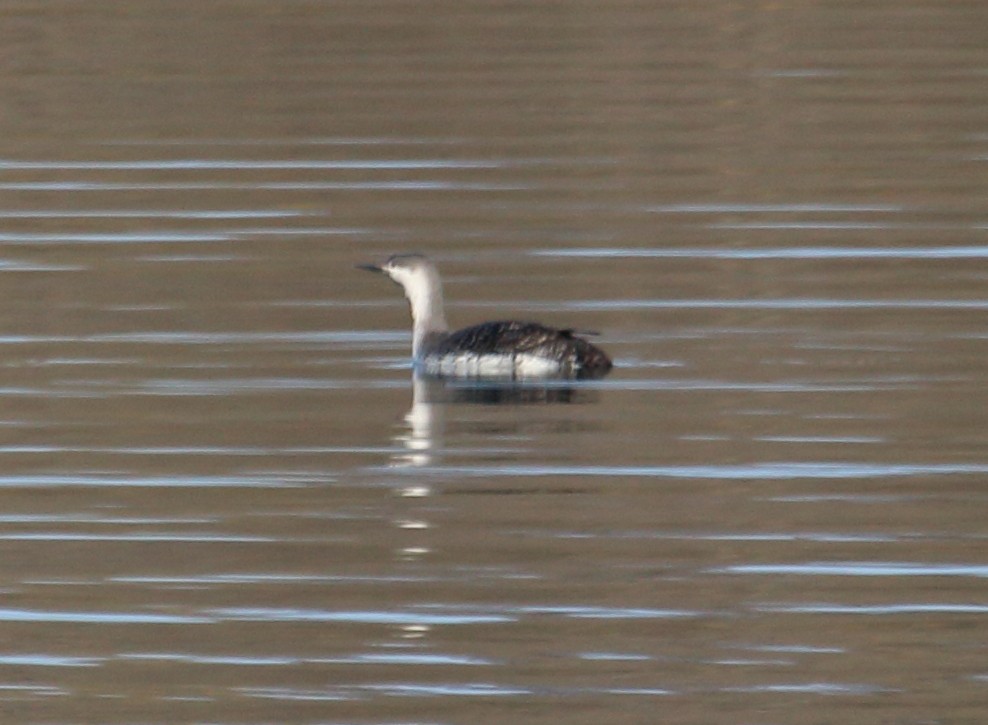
[385,373,597,642]
[391,373,595,469]
[438,381,588,405]
[390,375,443,470]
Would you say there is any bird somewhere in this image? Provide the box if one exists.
[358,253,613,379]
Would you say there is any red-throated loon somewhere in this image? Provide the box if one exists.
[358,253,613,379]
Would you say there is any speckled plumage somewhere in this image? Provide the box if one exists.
[428,320,611,378]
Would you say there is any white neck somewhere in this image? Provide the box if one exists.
[400,271,449,358]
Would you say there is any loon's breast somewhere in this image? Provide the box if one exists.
[417,321,612,380]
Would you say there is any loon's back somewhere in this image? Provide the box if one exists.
[421,320,612,379]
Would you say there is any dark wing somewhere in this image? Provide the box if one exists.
[434,321,612,377]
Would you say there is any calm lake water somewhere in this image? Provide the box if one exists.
[1,2,987,723]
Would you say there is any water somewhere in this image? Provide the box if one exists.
[0,2,986,723]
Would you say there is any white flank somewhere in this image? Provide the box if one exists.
[419,352,564,379]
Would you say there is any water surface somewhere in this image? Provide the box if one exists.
[0,2,986,723]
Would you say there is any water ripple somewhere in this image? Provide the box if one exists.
[236,686,354,702]
[549,298,988,311]
[723,682,889,695]
[719,562,988,578]
[112,574,437,585]
[0,474,309,488]
[357,682,532,697]
[0,159,507,170]
[239,682,677,701]
[0,331,405,346]
[0,232,231,244]
[0,533,275,543]
[0,181,530,192]
[755,603,988,615]
[0,654,101,667]
[0,607,209,624]
[0,208,313,219]
[388,462,988,480]
[518,605,699,620]
[118,651,494,666]
[534,246,988,260]
[210,607,513,625]
[646,203,900,213]
[533,529,900,544]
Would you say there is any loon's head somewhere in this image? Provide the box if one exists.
[358,253,448,334]
[359,253,438,294]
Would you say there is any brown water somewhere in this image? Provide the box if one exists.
[1,2,987,723]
